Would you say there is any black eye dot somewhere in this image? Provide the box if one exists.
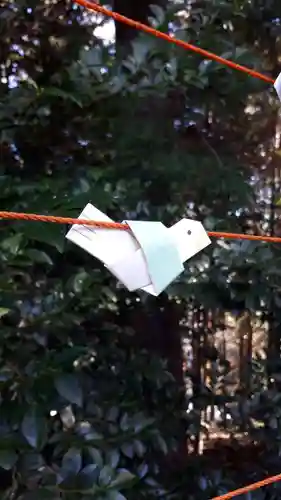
[187,230,192,235]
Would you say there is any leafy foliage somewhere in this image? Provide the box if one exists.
[0,0,281,499]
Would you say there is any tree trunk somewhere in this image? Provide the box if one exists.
[111,0,186,468]
[129,295,187,467]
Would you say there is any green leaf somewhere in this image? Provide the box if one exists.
[131,40,150,66]
[149,4,165,26]
[61,448,82,476]
[40,87,82,107]
[0,369,12,381]
[2,234,22,255]
[80,47,102,68]
[19,452,44,473]
[106,449,120,469]
[133,416,155,432]
[137,463,148,478]
[106,491,127,500]
[120,413,130,431]
[133,440,146,457]
[99,465,114,487]
[77,464,100,489]
[55,374,83,407]
[111,469,136,488]
[154,434,168,454]
[107,407,119,422]
[0,450,17,470]
[84,430,103,442]
[23,223,65,253]
[25,249,53,265]
[0,308,10,318]
[21,410,47,449]
[121,443,134,459]
[88,447,103,467]
[72,270,91,293]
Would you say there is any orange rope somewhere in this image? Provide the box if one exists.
[207,230,281,243]
[74,0,274,85]
[1,210,281,243]
[0,211,126,230]
[211,472,281,499]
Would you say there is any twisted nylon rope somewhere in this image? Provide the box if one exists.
[74,0,275,85]
[211,472,281,499]
[2,211,281,243]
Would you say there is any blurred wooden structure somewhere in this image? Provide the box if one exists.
[181,307,268,454]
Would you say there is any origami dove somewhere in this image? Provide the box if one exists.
[66,203,211,296]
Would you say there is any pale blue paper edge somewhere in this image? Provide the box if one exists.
[125,221,183,295]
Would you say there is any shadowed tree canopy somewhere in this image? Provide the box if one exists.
[0,0,281,499]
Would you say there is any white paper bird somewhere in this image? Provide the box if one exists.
[66,203,211,296]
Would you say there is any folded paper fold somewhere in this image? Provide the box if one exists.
[66,203,211,296]
[274,72,281,101]
[114,220,183,295]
